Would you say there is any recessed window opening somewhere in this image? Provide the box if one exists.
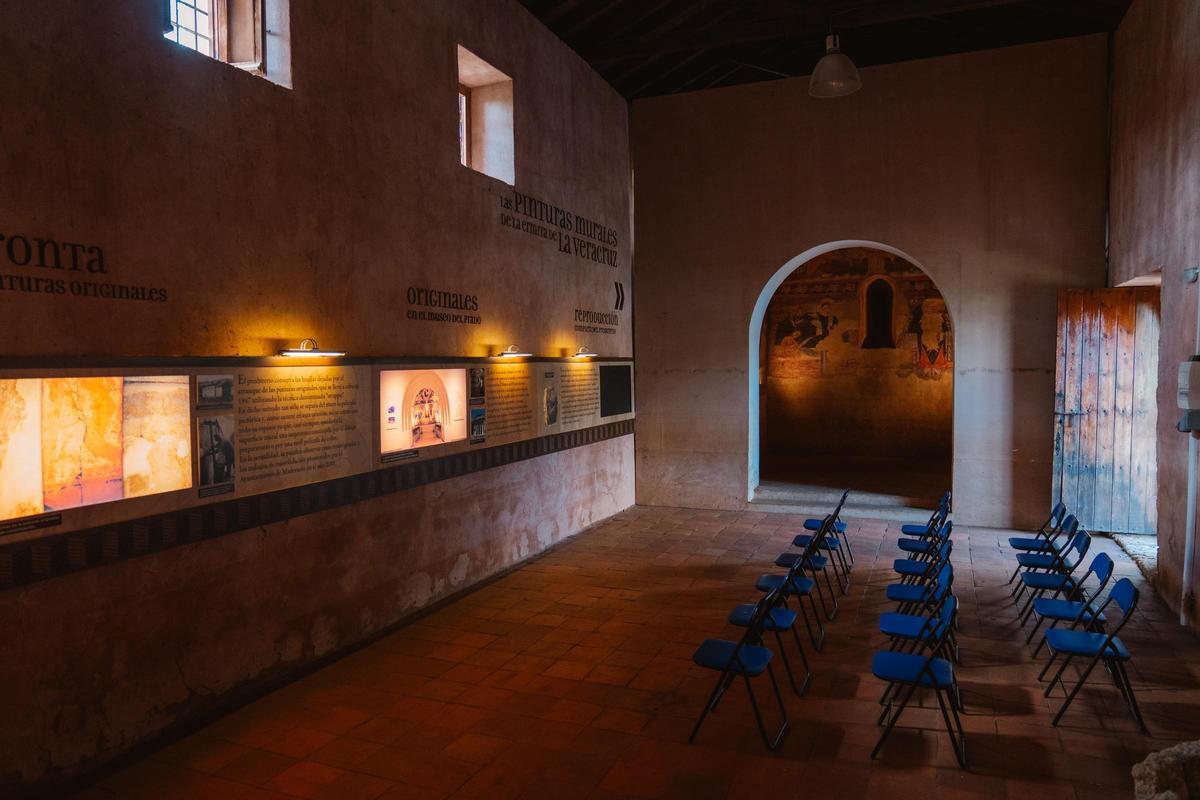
[162,0,293,88]
[456,45,515,185]
[862,278,896,349]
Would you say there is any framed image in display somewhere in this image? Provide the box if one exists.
[380,369,469,455]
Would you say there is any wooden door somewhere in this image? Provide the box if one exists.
[1053,288,1160,534]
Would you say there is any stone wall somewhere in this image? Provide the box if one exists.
[1109,0,1200,624]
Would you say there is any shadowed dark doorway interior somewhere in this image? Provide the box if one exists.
[758,247,952,506]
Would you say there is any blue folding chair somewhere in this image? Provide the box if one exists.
[800,489,854,565]
[871,598,966,766]
[691,589,790,749]
[894,537,952,587]
[1027,552,1114,650]
[1012,514,1079,599]
[729,586,812,696]
[897,520,953,560]
[1006,501,1069,569]
[899,491,951,537]
[882,589,959,664]
[772,516,840,620]
[757,522,828,648]
[888,558,954,616]
[1038,577,1146,732]
[1015,529,1091,626]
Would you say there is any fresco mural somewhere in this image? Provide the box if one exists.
[761,247,954,466]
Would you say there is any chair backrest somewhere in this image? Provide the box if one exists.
[787,515,832,583]
[929,564,954,604]
[1045,501,1068,533]
[728,589,780,666]
[1061,527,1091,572]
[933,519,954,542]
[832,490,849,519]
[914,593,958,672]
[1090,577,1139,651]
[1071,552,1115,623]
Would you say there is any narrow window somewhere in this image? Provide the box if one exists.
[862,279,896,349]
[458,86,471,167]
[456,46,515,184]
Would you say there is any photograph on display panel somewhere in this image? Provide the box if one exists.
[380,369,468,454]
[0,375,193,522]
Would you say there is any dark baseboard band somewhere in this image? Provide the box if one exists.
[0,419,634,592]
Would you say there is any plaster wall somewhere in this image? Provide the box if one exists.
[631,36,1108,526]
[1109,0,1200,621]
[0,0,633,793]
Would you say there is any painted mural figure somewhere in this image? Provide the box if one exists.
[776,300,839,348]
[915,299,952,369]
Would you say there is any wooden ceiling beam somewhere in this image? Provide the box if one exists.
[586,0,1034,63]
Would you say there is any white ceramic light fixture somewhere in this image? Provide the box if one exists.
[573,345,598,358]
[279,338,346,357]
[809,34,861,98]
[499,344,532,357]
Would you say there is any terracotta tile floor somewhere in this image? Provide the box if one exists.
[75,507,1200,799]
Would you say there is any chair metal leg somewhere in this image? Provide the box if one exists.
[819,567,839,619]
[935,687,968,767]
[1043,652,1075,698]
[794,593,824,651]
[772,629,801,696]
[788,624,812,695]
[872,680,920,759]
[744,668,788,750]
[688,671,728,744]
[1051,654,1102,726]
[1115,661,1148,733]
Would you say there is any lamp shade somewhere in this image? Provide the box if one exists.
[809,34,861,98]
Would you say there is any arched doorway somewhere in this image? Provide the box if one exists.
[749,244,953,506]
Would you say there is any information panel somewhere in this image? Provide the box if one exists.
[200,365,373,498]
[0,359,631,543]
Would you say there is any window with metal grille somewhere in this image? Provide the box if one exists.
[159,0,292,88]
[164,0,215,58]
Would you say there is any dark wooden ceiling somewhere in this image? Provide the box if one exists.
[518,0,1131,99]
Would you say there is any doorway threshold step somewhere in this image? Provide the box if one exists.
[750,481,937,523]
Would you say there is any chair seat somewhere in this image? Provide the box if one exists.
[893,558,933,577]
[729,603,797,631]
[1031,597,1107,624]
[901,523,934,536]
[693,639,774,676]
[885,583,929,604]
[804,518,847,533]
[792,534,840,550]
[1009,535,1056,552]
[1044,629,1131,660]
[1016,552,1058,569]
[1021,572,1076,592]
[774,552,828,570]
[871,650,955,688]
[756,573,815,596]
[898,538,936,554]
[879,611,940,640]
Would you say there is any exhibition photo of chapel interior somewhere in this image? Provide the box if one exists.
[6,0,1200,797]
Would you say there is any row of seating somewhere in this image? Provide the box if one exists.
[869,492,968,766]
[688,491,854,749]
[1008,503,1147,731]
